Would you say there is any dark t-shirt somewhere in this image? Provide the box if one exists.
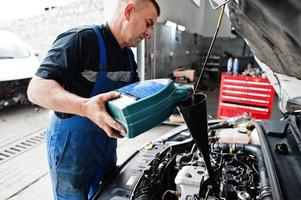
[36,23,139,118]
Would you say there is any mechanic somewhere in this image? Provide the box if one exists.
[27,0,160,199]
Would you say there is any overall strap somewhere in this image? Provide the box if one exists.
[91,24,107,68]
[90,25,108,97]
[90,24,135,97]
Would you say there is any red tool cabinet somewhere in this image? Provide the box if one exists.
[217,73,275,120]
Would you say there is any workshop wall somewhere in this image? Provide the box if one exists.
[4,0,245,80]
[6,0,234,61]
[145,23,249,79]
[157,0,233,37]
[145,23,203,79]
[7,0,107,60]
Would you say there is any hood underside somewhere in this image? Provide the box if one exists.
[228,0,301,79]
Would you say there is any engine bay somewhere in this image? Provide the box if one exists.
[128,128,266,200]
[93,111,301,200]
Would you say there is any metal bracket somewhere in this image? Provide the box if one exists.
[209,0,233,9]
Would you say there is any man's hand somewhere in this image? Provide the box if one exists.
[28,77,124,138]
[81,91,125,139]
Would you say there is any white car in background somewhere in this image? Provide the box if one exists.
[0,30,39,109]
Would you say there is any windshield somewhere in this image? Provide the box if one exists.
[0,42,30,59]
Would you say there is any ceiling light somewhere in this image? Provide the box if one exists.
[165,20,177,30]
[177,25,186,31]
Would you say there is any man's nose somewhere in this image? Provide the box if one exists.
[145,27,152,39]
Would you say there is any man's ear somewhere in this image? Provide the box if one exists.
[124,3,135,21]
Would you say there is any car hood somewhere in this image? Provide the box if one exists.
[0,55,39,81]
[221,0,301,112]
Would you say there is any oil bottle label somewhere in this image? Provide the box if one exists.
[118,80,168,100]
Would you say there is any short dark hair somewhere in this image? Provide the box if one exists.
[150,0,160,16]
[120,0,160,16]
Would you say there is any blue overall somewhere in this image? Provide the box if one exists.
[46,25,133,200]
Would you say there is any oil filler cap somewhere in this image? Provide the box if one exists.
[275,143,289,155]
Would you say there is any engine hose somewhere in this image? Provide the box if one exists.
[162,190,180,200]
[213,143,272,200]
[135,194,150,200]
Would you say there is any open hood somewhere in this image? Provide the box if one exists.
[227,0,301,78]
[218,0,301,112]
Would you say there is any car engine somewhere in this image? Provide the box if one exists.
[94,123,264,199]
[173,144,262,200]
[93,111,301,200]
[130,128,265,200]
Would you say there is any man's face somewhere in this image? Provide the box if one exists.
[125,2,158,47]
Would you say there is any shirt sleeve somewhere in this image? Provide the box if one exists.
[35,30,81,85]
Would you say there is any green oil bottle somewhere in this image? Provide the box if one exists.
[108,79,191,138]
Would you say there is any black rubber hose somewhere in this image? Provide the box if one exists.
[135,194,150,200]
[213,144,272,200]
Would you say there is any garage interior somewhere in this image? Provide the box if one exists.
[0,0,287,199]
